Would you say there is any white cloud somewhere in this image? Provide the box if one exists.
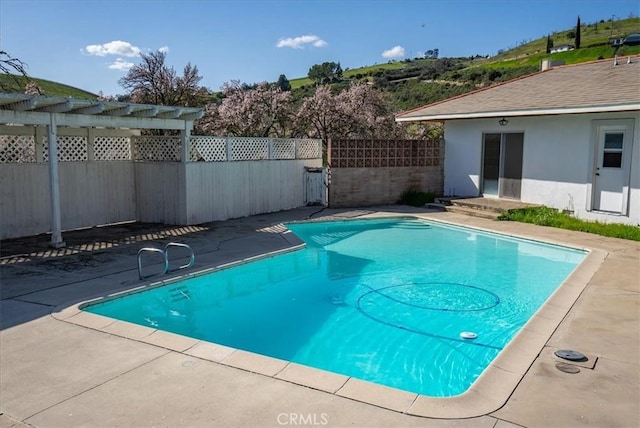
[382,45,405,59]
[84,40,141,57]
[158,46,170,54]
[108,58,135,71]
[276,35,327,49]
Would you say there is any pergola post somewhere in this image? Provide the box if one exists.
[47,113,65,248]
[181,121,191,163]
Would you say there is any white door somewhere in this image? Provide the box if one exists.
[593,125,632,213]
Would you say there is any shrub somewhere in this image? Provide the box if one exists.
[397,189,436,207]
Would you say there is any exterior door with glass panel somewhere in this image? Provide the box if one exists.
[593,125,632,213]
[482,133,524,199]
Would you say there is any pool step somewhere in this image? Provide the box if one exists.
[169,285,191,302]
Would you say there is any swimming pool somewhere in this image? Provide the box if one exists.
[84,217,586,397]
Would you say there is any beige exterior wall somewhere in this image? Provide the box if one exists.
[329,166,443,207]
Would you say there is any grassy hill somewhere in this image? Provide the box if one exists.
[0,74,98,99]
[291,17,640,90]
[479,17,640,70]
[289,62,407,88]
[490,17,640,63]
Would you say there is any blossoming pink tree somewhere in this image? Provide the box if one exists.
[197,80,294,137]
[196,80,436,141]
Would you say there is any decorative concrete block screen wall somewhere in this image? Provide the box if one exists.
[0,125,322,239]
[328,138,443,207]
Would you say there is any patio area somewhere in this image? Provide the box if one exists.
[1,206,638,427]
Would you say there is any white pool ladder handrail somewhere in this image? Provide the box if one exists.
[137,242,195,280]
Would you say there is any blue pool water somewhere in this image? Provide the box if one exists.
[85,218,586,396]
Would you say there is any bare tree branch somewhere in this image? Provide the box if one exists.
[0,51,31,92]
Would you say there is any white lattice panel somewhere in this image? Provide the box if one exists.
[132,136,181,161]
[297,139,322,159]
[43,136,88,161]
[190,136,227,161]
[94,136,132,161]
[230,137,269,161]
[272,139,296,159]
[0,135,36,163]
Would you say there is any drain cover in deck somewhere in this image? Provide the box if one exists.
[554,349,587,361]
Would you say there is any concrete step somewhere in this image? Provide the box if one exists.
[424,202,447,212]
[434,197,453,206]
[449,200,505,214]
[444,205,501,220]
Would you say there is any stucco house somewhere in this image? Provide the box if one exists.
[549,44,574,53]
[396,56,640,225]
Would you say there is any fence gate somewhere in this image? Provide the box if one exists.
[304,167,327,206]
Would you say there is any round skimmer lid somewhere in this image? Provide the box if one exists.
[459,331,478,340]
[554,349,586,361]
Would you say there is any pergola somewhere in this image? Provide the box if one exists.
[0,93,203,248]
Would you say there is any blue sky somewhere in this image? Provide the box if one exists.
[1,0,638,96]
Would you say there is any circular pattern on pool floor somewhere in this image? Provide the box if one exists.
[356,282,500,312]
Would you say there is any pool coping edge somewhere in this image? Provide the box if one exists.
[50,214,606,419]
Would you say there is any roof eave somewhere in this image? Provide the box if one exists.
[395,103,640,122]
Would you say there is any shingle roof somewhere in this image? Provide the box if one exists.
[395,56,640,122]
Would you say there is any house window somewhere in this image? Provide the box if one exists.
[602,132,624,168]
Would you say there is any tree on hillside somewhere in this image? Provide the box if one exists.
[425,49,439,59]
[308,62,343,85]
[195,80,294,137]
[276,74,291,91]
[575,16,581,48]
[119,50,209,107]
[545,35,554,53]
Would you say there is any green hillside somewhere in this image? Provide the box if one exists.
[291,17,640,91]
[289,62,407,88]
[0,74,98,99]
[490,17,640,62]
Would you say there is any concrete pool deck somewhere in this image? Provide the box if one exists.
[1,206,638,427]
